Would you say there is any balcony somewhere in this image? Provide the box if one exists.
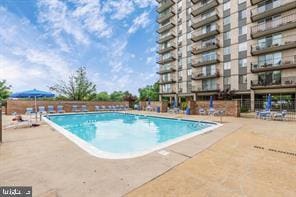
[192,54,220,67]
[157,8,175,23]
[191,25,219,42]
[192,84,220,92]
[191,0,200,4]
[223,84,231,91]
[192,39,220,55]
[157,65,176,74]
[251,35,296,55]
[251,14,296,39]
[251,0,266,5]
[157,0,174,13]
[251,55,296,73]
[192,70,220,80]
[191,0,219,17]
[251,77,296,89]
[157,18,176,34]
[251,0,296,22]
[191,10,219,29]
[159,87,176,94]
[157,30,176,44]
[157,53,176,64]
[159,78,177,85]
[157,41,176,54]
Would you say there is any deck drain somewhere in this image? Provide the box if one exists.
[253,145,296,157]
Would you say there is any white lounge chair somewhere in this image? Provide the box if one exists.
[273,110,287,121]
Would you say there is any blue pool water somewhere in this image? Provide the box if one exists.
[48,113,217,157]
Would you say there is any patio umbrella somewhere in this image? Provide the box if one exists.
[148,97,151,105]
[10,89,55,121]
[266,94,272,111]
[209,96,214,109]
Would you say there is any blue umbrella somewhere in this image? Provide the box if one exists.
[10,89,55,120]
[148,97,151,105]
[266,94,272,111]
[209,96,214,109]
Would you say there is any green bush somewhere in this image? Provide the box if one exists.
[240,106,249,113]
[181,102,188,110]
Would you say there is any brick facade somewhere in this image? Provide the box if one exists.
[189,100,240,117]
[6,100,129,115]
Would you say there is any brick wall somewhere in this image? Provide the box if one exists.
[189,100,240,117]
[6,100,129,115]
[139,101,168,112]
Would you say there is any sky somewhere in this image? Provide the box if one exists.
[0,0,158,95]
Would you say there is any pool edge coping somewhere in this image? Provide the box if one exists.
[43,112,222,160]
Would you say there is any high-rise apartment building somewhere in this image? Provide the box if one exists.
[156,0,296,110]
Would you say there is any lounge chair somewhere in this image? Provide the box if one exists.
[208,108,215,115]
[259,110,271,120]
[57,105,65,113]
[146,105,153,111]
[25,108,34,115]
[81,105,88,112]
[48,105,55,113]
[198,108,206,115]
[95,106,101,111]
[107,106,112,111]
[38,106,46,114]
[273,110,287,121]
[72,105,80,112]
[101,106,106,111]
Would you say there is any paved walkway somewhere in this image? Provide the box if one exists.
[1,112,296,197]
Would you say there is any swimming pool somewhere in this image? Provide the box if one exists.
[44,112,221,159]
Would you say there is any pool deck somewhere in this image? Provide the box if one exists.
[1,111,296,197]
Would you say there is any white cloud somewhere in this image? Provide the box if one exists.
[103,0,135,20]
[128,12,150,34]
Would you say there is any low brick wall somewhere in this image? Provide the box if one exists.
[189,100,240,117]
[6,100,129,115]
[139,101,168,113]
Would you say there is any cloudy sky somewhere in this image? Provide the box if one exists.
[0,0,158,95]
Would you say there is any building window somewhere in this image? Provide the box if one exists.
[224,77,231,86]
[239,75,247,84]
[224,31,231,40]
[239,25,247,35]
[238,0,246,4]
[238,42,247,52]
[223,1,230,11]
[238,10,246,20]
[239,58,247,67]
[187,69,192,76]
[223,16,231,25]
[224,62,231,70]
[224,46,231,55]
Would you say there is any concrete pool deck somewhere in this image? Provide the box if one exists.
[1,111,296,196]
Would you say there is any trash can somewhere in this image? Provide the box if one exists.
[156,107,160,113]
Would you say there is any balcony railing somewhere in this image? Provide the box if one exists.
[160,87,176,94]
[191,0,219,16]
[251,14,296,38]
[251,55,296,73]
[159,77,177,84]
[192,54,220,67]
[192,39,220,55]
[192,83,220,92]
[158,41,176,54]
[191,25,219,42]
[157,64,176,74]
[191,9,219,29]
[157,53,176,64]
[251,76,296,89]
[157,18,176,34]
[157,8,175,23]
[192,69,220,80]
[157,0,175,13]
[251,35,296,55]
[251,0,296,21]
[157,29,176,43]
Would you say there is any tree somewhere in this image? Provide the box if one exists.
[123,91,137,107]
[50,67,96,101]
[110,91,125,101]
[138,82,159,101]
[96,91,110,101]
[0,80,11,101]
